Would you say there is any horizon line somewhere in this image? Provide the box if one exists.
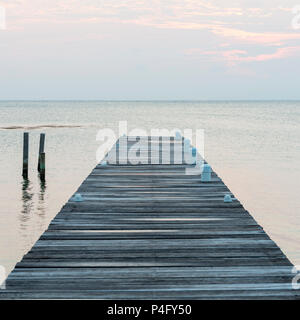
[1,99,300,102]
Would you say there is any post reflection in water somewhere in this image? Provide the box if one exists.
[19,175,47,254]
[37,178,46,228]
[20,179,33,227]
[19,178,34,252]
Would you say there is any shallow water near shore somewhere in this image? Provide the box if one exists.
[0,100,300,277]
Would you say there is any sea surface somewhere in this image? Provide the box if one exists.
[0,101,300,278]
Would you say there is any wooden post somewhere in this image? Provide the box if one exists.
[39,152,45,181]
[38,133,45,172]
[22,132,29,179]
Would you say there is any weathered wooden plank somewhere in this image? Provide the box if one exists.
[4,279,295,291]
[15,258,291,268]
[32,238,280,247]
[0,290,298,300]
[47,224,262,230]
[38,232,269,241]
[9,266,294,278]
[24,250,285,259]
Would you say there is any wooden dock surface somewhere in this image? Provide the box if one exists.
[0,136,298,299]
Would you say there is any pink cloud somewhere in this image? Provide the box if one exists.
[5,1,300,48]
[211,27,300,46]
[186,46,300,66]
[235,46,300,62]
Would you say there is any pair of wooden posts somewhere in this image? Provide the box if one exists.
[22,132,46,180]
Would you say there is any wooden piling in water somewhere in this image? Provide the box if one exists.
[22,132,29,179]
[38,133,45,172]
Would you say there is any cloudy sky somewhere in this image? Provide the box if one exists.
[0,0,300,99]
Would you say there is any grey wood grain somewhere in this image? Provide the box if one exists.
[1,135,297,300]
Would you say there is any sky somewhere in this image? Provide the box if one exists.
[0,0,300,100]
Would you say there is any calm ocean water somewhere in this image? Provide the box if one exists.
[0,101,300,277]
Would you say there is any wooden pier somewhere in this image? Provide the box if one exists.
[0,136,299,299]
